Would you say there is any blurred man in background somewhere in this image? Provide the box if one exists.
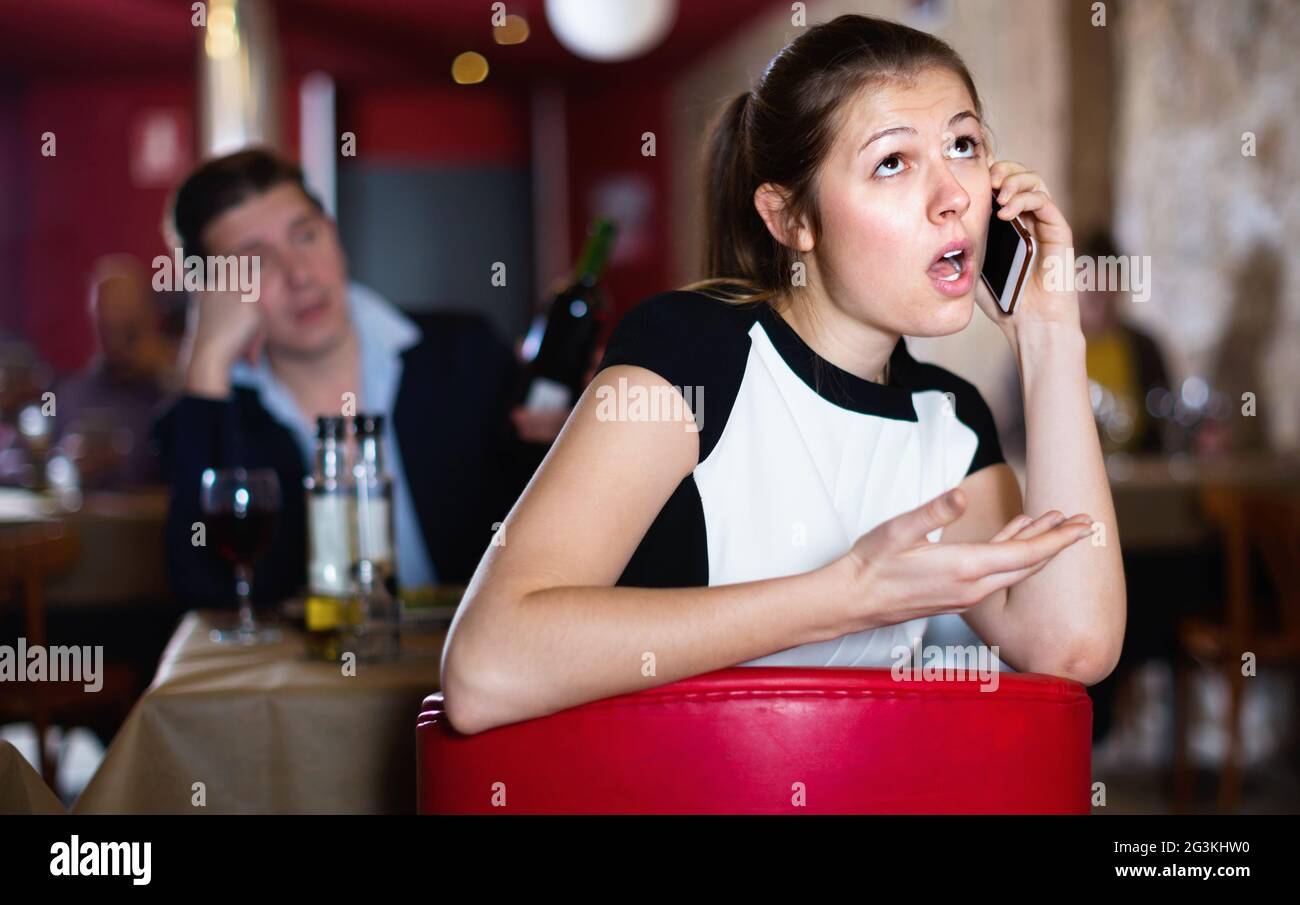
[53,255,181,489]
[153,149,555,607]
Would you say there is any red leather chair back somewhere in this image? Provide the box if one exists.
[418,667,1092,814]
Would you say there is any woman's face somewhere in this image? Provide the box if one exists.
[809,67,992,337]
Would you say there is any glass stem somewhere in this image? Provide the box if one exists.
[235,563,255,634]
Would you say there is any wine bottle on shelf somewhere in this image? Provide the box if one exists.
[303,416,351,661]
[517,217,618,411]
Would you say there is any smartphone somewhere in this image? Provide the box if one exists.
[981,191,1036,315]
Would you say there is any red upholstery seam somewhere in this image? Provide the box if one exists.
[418,688,1090,724]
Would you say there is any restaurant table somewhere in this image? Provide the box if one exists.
[0,486,169,606]
[1106,452,1300,549]
[72,610,447,814]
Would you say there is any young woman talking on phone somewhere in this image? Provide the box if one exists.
[442,14,1126,735]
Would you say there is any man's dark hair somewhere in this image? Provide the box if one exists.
[169,147,323,259]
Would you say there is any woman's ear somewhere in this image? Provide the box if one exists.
[754,183,814,253]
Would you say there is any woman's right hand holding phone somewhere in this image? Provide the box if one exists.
[831,487,1093,633]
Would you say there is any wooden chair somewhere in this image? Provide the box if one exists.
[1173,485,1300,813]
[0,521,136,791]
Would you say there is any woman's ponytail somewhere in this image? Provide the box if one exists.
[698,92,768,297]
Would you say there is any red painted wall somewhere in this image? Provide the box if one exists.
[565,83,671,322]
[342,85,529,166]
[11,78,195,372]
[0,87,26,338]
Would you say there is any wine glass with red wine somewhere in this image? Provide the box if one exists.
[201,467,281,644]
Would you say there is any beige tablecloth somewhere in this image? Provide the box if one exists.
[73,611,446,814]
[0,740,66,814]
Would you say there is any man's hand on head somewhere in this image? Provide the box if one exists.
[184,289,263,399]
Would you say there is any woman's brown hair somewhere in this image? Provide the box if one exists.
[685,14,984,306]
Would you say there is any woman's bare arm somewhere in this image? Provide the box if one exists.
[951,160,1127,685]
[1006,327,1125,680]
[440,365,858,735]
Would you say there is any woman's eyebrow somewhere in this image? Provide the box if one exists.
[948,110,983,131]
[858,125,914,154]
[858,109,984,154]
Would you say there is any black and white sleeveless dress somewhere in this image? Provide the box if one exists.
[596,289,1006,668]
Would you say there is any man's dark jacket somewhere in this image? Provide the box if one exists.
[152,312,545,607]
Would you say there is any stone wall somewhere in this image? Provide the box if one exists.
[1113,0,1300,451]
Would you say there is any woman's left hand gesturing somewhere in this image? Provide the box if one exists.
[974,160,1082,342]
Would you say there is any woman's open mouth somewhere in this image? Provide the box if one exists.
[926,240,975,297]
